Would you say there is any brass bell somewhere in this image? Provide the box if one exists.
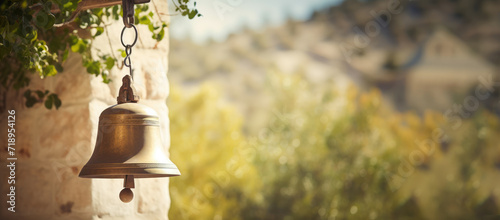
[79,75,180,203]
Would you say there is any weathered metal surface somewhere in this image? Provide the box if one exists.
[79,75,180,179]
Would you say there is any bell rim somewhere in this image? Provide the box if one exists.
[79,163,181,178]
[78,174,181,178]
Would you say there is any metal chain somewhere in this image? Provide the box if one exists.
[120,24,138,78]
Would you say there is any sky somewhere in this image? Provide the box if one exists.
[167,0,343,43]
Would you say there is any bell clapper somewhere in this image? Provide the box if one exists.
[120,175,135,203]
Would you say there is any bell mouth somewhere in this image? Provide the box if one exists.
[79,163,181,178]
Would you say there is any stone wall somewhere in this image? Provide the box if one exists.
[0,0,173,219]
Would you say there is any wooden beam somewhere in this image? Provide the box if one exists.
[51,0,150,13]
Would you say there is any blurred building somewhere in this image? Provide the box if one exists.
[405,28,496,112]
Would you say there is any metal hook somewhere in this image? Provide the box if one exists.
[122,0,135,28]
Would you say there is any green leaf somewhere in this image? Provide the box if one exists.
[101,72,110,83]
[44,95,53,109]
[70,39,86,53]
[188,9,199,19]
[53,94,62,109]
[63,2,73,9]
[43,65,57,77]
[94,27,104,37]
[156,27,165,41]
[112,5,120,20]
[105,56,115,70]
[45,13,56,29]
[70,42,80,52]
[28,30,37,43]
[62,49,69,62]
[94,8,104,18]
[68,35,78,45]
[26,98,37,108]
[23,90,37,108]
[119,49,126,58]
[86,61,101,75]
[35,90,45,99]
[139,16,150,25]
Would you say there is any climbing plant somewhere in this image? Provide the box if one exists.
[0,0,200,112]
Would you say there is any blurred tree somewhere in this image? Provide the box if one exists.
[168,70,500,219]
[242,71,432,220]
[168,84,261,220]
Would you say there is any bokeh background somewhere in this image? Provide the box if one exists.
[166,0,500,219]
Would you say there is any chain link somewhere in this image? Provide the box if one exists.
[120,24,138,78]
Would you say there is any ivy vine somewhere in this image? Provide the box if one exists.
[0,0,201,112]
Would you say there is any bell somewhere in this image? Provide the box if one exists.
[79,75,180,203]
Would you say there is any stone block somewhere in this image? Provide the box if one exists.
[91,179,135,217]
[142,56,170,101]
[35,106,92,161]
[136,178,170,216]
[54,164,93,215]
[53,53,94,103]
[15,163,57,216]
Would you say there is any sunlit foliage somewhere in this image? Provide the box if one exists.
[168,71,500,220]
[169,84,260,220]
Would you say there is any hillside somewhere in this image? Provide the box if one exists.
[167,0,500,131]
